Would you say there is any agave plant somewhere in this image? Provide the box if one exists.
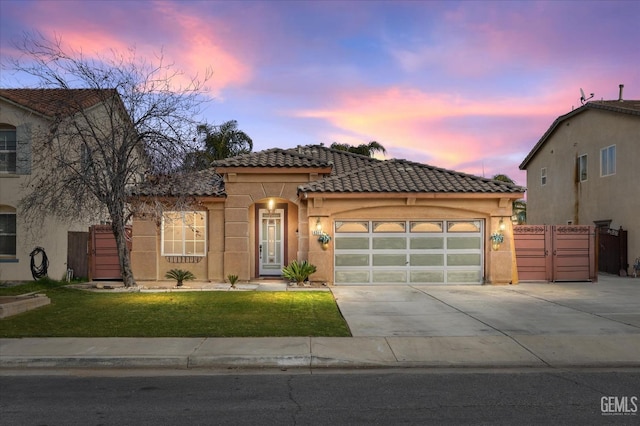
[164,269,196,287]
[282,260,317,286]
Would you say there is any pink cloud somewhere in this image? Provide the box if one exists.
[14,0,251,95]
[292,85,580,185]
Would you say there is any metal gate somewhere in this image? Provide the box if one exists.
[89,225,132,280]
[514,225,597,282]
[598,227,628,275]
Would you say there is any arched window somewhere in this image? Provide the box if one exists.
[0,205,17,257]
[0,124,17,173]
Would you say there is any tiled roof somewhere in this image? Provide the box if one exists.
[129,144,523,198]
[284,145,381,175]
[211,145,381,176]
[298,157,524,194]
[128,169,225,197]
[520,99,640,169]
[0,88,114,117]
[211,148,330,169]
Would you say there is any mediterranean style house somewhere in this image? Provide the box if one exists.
[0,89,121,281]
[130,145,525,286]
[520,85,640,271]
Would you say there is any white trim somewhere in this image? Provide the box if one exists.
[161,211,207,257]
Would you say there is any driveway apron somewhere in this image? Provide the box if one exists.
[330,276,640,337]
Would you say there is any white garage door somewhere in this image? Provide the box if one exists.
[334,220,484,285]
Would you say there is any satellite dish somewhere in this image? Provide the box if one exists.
[580,88,594,105]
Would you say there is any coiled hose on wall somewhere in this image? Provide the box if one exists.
[29,247,49,280]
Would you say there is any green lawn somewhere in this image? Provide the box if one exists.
[0,281,351,337]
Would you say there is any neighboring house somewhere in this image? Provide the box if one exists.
[519,87,640,270]
[130,144,524,285]
[0,89,118,281]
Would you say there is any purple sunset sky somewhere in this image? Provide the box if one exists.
[1,0,638,185]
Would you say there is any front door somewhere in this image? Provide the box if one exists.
[259,208,284,276]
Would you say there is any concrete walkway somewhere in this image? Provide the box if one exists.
[1,274,639,370]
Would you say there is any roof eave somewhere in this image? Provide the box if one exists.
[520,101,640,170]
[299,191,525,200]
[216,166,332,174]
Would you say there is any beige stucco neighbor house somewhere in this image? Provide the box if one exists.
[130,145,525,286]
[0,89,117,281]
[519,88,640,269]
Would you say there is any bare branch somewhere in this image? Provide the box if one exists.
[7,33,212,287]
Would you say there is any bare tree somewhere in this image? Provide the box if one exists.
[5,32,211,287]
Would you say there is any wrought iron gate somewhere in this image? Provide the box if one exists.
[514,225,597,282]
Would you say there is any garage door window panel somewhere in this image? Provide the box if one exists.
[410,254,444,266]
[373,221,405,232]
[447,253,481,266]
[335,254,369,267]
[373,271,406,283]
[410,221,443,233]
[372,237,406,250]
[447,237,481,249]
[448,271,481,283]
[336,221,369,233]
[447,221,481,233]
[336,271,370,284]
[410,237,444,249]
[373,254,406,266]
[335,237,369,250]
[411,271,444,283]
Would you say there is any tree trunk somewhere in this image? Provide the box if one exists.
[110,211,136,288]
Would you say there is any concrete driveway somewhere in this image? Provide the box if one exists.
[330,274,640,337]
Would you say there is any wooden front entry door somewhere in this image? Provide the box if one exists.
[258,208,284,276]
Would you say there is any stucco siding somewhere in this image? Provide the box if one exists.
[525,107,640,265]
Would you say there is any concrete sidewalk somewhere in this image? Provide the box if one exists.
[1,274,640,370]
[2,334,640,370]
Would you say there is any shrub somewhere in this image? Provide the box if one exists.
[282,260,317,286]
[227,274,239,288]
[164,269,196,287]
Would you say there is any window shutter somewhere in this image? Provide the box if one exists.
[15,124,32,175]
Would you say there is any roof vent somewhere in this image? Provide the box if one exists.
[618,84,624,102]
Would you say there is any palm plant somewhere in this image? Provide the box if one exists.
[282,260,317,286]
[492,174,526,224]
[164,269,196,287]
[330,141,386,157]
[184,120,253,170]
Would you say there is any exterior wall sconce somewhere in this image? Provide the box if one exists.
[490,217,506,250]
[312,217,331,250]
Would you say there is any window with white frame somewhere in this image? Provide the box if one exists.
[578,154,588,182]
[541,167,547,186]
[0,208,17,257]
[0,125,17,174]
[161,211,207,256]
[600,145,616,177]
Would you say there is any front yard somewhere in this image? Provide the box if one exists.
[0,280,351,337]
